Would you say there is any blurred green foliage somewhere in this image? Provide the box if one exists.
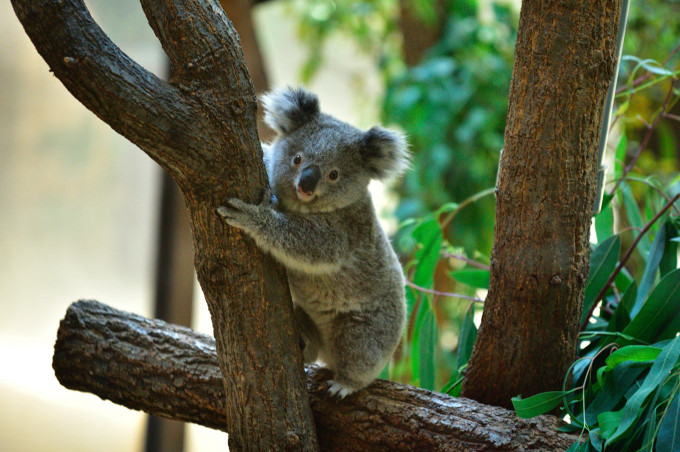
[384,4,516,253]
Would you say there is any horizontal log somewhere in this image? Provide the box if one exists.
[53,300,579,451]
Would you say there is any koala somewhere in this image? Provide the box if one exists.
[217,87,409,398]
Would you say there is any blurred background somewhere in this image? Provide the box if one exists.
[2,0,679,451]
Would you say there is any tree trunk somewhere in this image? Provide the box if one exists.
[10,0,317,449]
[462,0,623,408]
[54,300,581,451]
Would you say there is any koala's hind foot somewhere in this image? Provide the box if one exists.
[323,310,399,399]
[327,380,358,399]
[326,371,374,399]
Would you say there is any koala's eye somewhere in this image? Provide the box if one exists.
[293,154,302,166]
[327,169,339,182]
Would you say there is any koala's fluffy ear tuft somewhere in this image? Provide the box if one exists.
[262,87,320,135]
[361,127,410,181]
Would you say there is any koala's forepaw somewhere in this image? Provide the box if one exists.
[327,380,356,399]
[216,198,252,230]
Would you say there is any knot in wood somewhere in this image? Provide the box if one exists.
[63,56,77,67]
[550,274,562,285]
[284,431,300,449]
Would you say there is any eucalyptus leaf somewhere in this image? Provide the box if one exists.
[450,268,490,289]
[605,345,662,371]
[512,390,574,418]
[412,219,443,289]
[614,132,627,182]
[621,269,680,346]
[606,335,680,444]
[634,222,668,314]
[457,304,477,369]
[595,199,615,243]
[583,362,646,426]
[582,235,621,325]
[660,220,679,278]
[606,282,636,334]
[418,307,437,390]
[657,391,680,452]
[621,182,652,257]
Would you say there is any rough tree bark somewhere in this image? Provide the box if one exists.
[462,0,623,407]
[53,300,580,451]
[11,0,317,450]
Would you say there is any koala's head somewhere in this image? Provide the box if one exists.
[261,87,409,213]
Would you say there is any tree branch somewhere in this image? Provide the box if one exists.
[54,300,580,451]
[10,0,210,184]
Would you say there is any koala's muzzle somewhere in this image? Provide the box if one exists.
[298,166,321,195]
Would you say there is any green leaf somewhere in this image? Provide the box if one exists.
[582,235,621,325]
[410,299,429,383]
[660,219,679,278]
[606,283,636,334]
[435,202,459,216]
[583,362,646,426]
[605,345,662,371]
[378,363,389,380]
[621,182,652,257]
[512,390,572,418]
[598,410,624,439]
[657,392,680,452]
[566,440,590,452]
[621,269,680,345]
[614,132,627,182]
[640,58,674,76]
[595,198,615,243]
[450,268,490,289]
[457,304,477,369]
[405,286,417,328]
[441,372,464,397]
[634,222,668,315]
[605,335,680,444]
[418,307,437,390]
[412,219,443,289]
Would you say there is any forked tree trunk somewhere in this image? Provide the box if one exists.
[11,0,317,450]
[461,0,623,407]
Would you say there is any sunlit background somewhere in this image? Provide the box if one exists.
[0,1,381,450]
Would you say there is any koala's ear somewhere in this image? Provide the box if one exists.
[261,87,320,135]
[361,127,410,181]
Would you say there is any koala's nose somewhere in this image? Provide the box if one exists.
[298,166,321,194]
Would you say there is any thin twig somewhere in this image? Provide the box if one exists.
[580,193,680,331]
[405,280,484,304]
[605,176,680,216]
[615,42,680,95]
[441,252,491,271]
[609,80,677,195]
[439,188,496,230]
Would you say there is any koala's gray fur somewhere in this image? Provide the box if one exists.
[217,87,409,398]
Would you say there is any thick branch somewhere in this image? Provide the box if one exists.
[139,0,253,96]
[54,300,579,451]
[10,0,208,184]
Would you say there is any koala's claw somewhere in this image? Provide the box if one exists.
[327,380,355,399]
[261,186,274,206]
[217,199,252,230]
